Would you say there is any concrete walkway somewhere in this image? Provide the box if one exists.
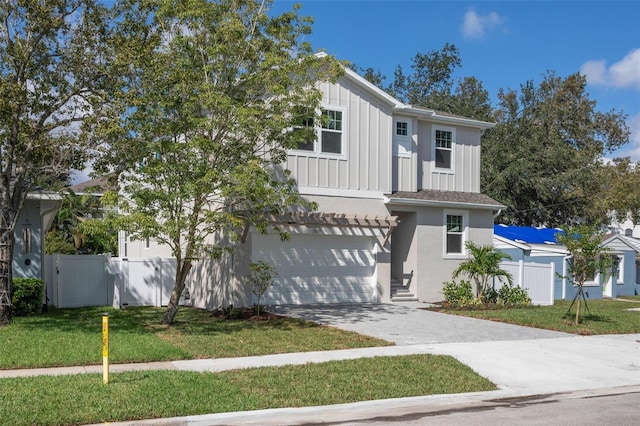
[2,302,639,425]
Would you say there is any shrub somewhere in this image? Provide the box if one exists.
[221,304,244,320]
[498,283,531,305]
[12,278,44,316]
[482,286,499,304]
[441,280,475,307]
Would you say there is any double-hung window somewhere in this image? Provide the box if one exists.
[434,128,454,170]
[294,108,344,155]
[444,210,467,256]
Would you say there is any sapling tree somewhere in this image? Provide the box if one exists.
[556,224,611,325]
[248,261,277,316]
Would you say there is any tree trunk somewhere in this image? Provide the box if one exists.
[161,260,193,325]
[574,297,581,326]
[0,208,17,327]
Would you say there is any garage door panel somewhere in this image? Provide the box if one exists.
[253,233,376,305]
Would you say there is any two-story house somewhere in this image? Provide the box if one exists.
[196,62,503,308]
[122,60,504,309]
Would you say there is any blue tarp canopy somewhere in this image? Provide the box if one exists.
[494,225,565,245]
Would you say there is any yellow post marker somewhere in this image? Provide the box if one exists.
[102,313,109,384]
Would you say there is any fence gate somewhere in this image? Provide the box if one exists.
[45,255,178,308]
[46,254,111,308]
[497,260,555,306]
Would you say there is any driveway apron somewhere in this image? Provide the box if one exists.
[271,302,571,345]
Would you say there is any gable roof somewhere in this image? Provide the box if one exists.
[326,53,495,130]
[69,177,112,195]
[494,225,565,245]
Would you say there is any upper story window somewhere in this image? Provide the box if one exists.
[444,210,467,257]
[394,119,412,158]
[434,127,455,170]
[294,108,345,156]
[396,121,408,136]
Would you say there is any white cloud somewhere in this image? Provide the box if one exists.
[611,113,640,162]
[580,49,640,89]
[626,113,640,161]
[462,9,503,40]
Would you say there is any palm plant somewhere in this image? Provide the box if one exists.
[452,241,513,298]
[45,190,116,254]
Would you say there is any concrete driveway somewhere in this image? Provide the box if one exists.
[271,302,571,345]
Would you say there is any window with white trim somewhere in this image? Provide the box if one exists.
[434,128,454,170]
[444,210,467,256]
[294,108,345,155]
[393,119,412,157]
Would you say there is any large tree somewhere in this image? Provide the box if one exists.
[96,0,341,324]
[482,72,629,227]
[358,44,494,122]
[595,158,640,224]
[0,0,114,325]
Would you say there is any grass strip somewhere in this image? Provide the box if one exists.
[0,354,496,426]
[0,306,390,369]
[435,299,640,334]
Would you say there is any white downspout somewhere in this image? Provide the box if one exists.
[562,255,571,300]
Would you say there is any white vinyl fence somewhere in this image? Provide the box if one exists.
[44,255,184,309]
[497,260,555,306]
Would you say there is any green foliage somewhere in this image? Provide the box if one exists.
[451,242,513,298]
[93,0,342,324]
[359,44,494,122]
[482,72,630,226]
[556,224,611,324]
[482,286,499,304]
[441,280,475,307]
[595,158,640,224]
[0,0,115,324]
[11,278,43,316]
[219,305,243,320]
[556,224,611,289]
[45,189,117,255]
[249,261,278,316]
[498,283,531,305]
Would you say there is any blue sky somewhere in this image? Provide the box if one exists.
[271,0,640,161]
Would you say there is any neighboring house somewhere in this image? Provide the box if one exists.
[123,58,504,308]
[608,211,640,238]
[13,191,62,283]
[494,225,639,301]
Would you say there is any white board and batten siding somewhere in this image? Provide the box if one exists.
[251,233,377,305]
[286,77,393,195]
[421,125,482,193]
[497,260,555,306]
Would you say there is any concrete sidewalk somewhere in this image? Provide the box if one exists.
[3,333,639,425]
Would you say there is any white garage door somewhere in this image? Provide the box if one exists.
[252,233,377,304]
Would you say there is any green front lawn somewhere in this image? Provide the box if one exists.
[0,355,496,426]
[0,306,391,369]
[433,299,640,335]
